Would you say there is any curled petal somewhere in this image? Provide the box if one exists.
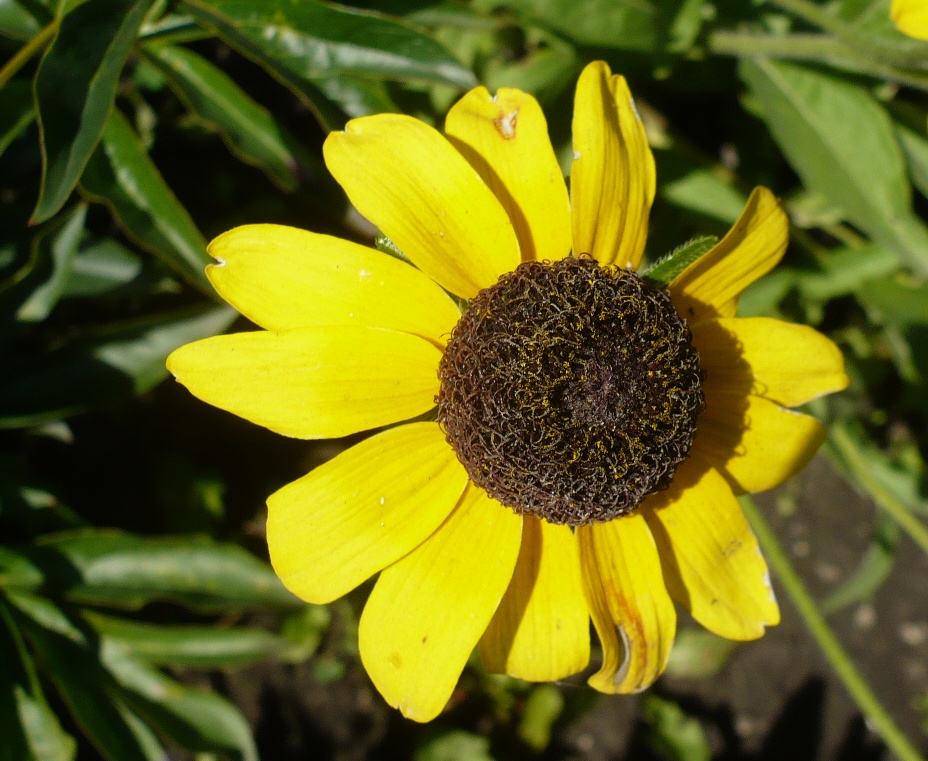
[578,514,676,693]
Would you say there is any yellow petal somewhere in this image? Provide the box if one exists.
[669,187,788,323]
[267,423,468,604]
[206,224,461,344]
[578,513,676,693]
[692,392,825,494]
[692,317,849,407]
[323,114,521,299]
[479,516,590,681]
[359,483,522,722]
[892,0,928,39]
[445,87,572,263]
[166,326,440,439]
[642,459,779,640]
[571,61,655,269]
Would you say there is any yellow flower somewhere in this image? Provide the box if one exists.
[167,61,848,722]
[892,0,928,39]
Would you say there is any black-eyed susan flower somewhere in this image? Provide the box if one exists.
[892,0,928,39]
[167,61,849,722]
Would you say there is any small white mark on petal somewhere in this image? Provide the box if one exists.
[629,95,642,123]
[573,150,582,160]
[379,496,386,505]
[359,269,371,279]
[213,257,227,267]
[494,110,519,139]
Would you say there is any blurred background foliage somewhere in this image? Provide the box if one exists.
[2,0,928,758]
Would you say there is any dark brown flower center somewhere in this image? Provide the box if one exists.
[437,256,704,526]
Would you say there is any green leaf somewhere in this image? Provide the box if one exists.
[101,640,258,761]
[79,109,212,295]
[796,243,899,303]
[739,58,928,276]
[477,0,659,50]
[143,44,301,191]
[61,238,143,299]
[0,0,44,39]
[414,730,496,761]
[518,685,564,752]
[640,694,711,761]
[183,0,476,88]
[664,628,739,680]
[0,602,76,761]
[25,530,301,610]
[642,236,718,289]
[7,593,163,761]
[15,203,86,322]
[0,304,236,428]
[660,167,747,225]
[86,613,293,668]
[894,121,928,202]
[0,79,35,159]
[32,0,157,223]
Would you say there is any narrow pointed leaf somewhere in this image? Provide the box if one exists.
[0,80,35,159]
[32,0,157,223]
[0,304,236,428]
[143,44,300,190]
[182,0,476,88]
[0,603,76,761]
[643,236,717,289]
[79,110,212,294]
[22,530,301,611]
[101,641,258,761]
[6,593,161,761]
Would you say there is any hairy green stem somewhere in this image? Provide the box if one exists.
[0,20,58,89]
[828,424,928,557]
[768,0,928,65]
[740,496,926,761]
[707,31,928,92]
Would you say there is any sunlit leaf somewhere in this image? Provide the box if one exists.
[822,515,898,614]
[79,109,212,294]
[0,603,76,761]
[143,44,301,190]
[32,0,157,223]
[0,304,236,428]
[61,238,143,299]
[183,0,476,87]
[87,613,293,668]
[101,640,258,761]
[23,530,301,610]
[740,58,928,276]
[15,203,86,322]
[641,694,711,761]
[476,0,659,50]
[7,593,162,761]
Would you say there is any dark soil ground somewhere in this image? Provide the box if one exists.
[213,457,928,761]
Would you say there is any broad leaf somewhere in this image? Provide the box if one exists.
[80,109,212,295]
[61,238,143,299]
[21,530,301,610]
[0,304,236,428]
[183,0,476,88]
[143,44,301,190]
[740,58,928,276]
[32,0,157,223]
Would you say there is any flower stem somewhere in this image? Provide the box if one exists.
[707,31,928,93]
[740,495,926,761]
[0,20,58,89]
[828,423,928,557]
[768,0,927,65]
